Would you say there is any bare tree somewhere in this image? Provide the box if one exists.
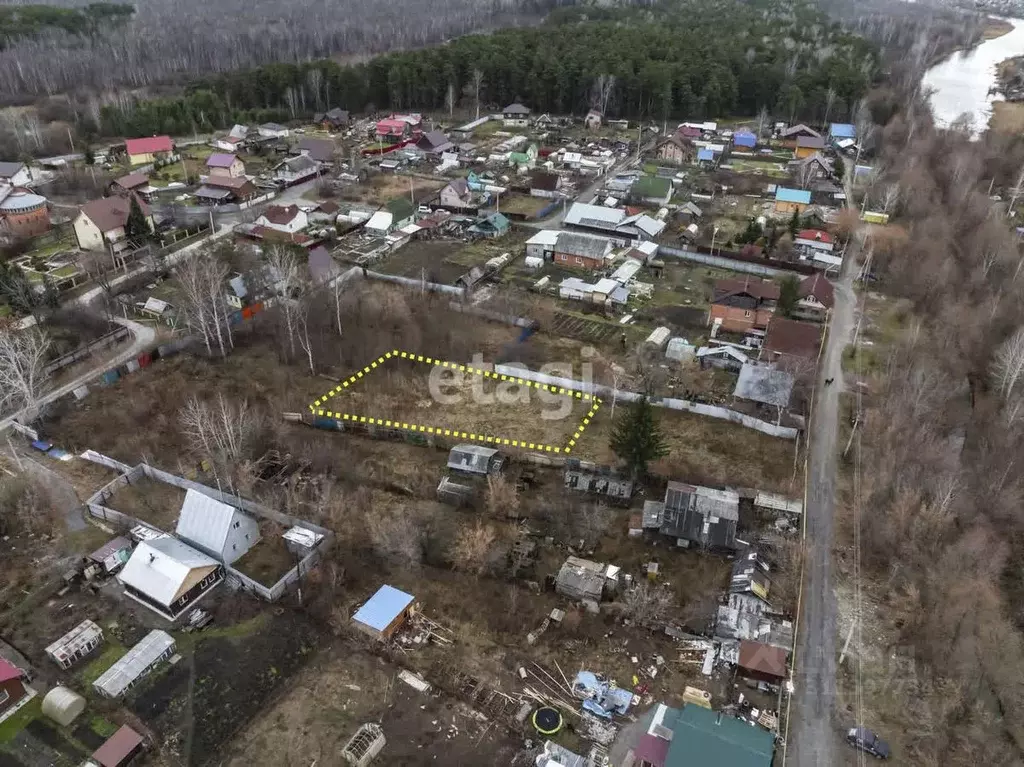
[823,86,837,125]
[175,250,217,354]
[592,74,616,115]
[993,327,1024,399]
[450,519,498,575]
[0,327,51,420]
[471,69,484,120]
[622,582,673,627]
[755,105,771,139]
[264,245,304,361]
[485,474,520,519]
[1007,162,1024,217]
[179,393,262,488]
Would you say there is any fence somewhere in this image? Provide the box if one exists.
[43,327,131,376]
[83,460,333,603]
[491,364,799,440]
[659,244,819,277]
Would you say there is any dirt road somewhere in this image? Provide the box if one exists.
[787,232,860,766]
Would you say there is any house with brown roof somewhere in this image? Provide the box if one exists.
[761,316,822,363]
[255,204,308,235]
[313,108,350,130]
[529,170,561,199]
[793,273,835,323]
[206,153,245,178]
[779,124,821,147]
[439,178,474,209]
[92,724,145,767]
[656,133,696,165]
[194,174,258,204]
[109,173,151,198]
[736,639,788,685]
[708,278,780,333]
[795,135,826,159]
[74,195,154,251]
[415,130,453,156]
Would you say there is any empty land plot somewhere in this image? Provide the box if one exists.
[363,175,444,205]
[105,477,186,530]
[572,404,800,493]
[231,532,295,586]
[312,352,599,454]
[377,240,466,283]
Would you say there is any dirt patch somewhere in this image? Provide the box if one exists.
[377,240,467,283]
[231,531,295,586]
[989,100,1024,135]
[71,724,105,751]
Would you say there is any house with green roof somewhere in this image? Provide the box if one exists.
[632,704,774,767]
[632,175,673,205]
[509,143,538,171]
[468,212,510,239]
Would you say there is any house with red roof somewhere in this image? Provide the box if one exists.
[205,153,245,178]
[375,113,422,144]
[0,658,30,722]
[124,136,174,165]
[794,228,834,254]
[761,316,822,364]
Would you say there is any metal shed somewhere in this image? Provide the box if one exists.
[93,630,175,698]
[352,586,415,641]
[447,444,504,476]
[45,620,103,670]
[555,557,607,602]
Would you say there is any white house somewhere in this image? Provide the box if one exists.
[0,162,30,187]
[525,230,559,260]
[439,178,474,209]
[273,155,319,185]
[258,122,290,139]
[174,488,261,565]
[212,135,245,152]
[73,196,154,251]
[117,536,223,621]
[255,204,308,234]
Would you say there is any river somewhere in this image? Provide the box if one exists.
[923,17,1024,129]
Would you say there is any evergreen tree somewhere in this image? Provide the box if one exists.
[788,209,800,238]
[833,154,845,181]
[125,195,150,240]
[610,395,668,479]
[83,146,95,166]
[777,275,801,317]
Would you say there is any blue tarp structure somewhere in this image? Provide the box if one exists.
[829,122,856,139]
[30,440,52,452]
[573,671,634,719]
[775,187,812,205]
[696,148,714,162]
[352,585,415,634]
[733,131,756,148]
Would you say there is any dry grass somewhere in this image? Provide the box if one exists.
[572,403,801,492]
[989,100,1024,135]
[363,175,444,205]
[232,530,296,586]
[106,476,187,530]
[318,362,590,450]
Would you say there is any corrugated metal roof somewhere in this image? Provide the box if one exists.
[118,536,218,607]
[447,444,500,474]
[555,232,612,259]
[175,488,244,556]
[527,230,559,246]
[565,202,625,226]
[775,188,812,204]
[734,363,794,407]
[93,630,175,698]
[352,585,415,632]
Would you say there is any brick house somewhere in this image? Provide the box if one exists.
[708,278,780,333]
[0,659,29,720]
[553,232,614,270]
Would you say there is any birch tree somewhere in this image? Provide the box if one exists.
[176,251,216,355]
[993,327,1024,399]
[179,393,262,488]
[264,245,303,361]
[0,327,51,420]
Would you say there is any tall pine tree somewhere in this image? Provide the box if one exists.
[125,195,150,241]
[610,395,668,479]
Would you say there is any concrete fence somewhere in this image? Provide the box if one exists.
[82,459,333,603]
[658,245,791,278]
[491,364,799,440]
[43,327,131,376]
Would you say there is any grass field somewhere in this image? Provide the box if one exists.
[313,352,597,453]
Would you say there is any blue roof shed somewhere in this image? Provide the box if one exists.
[829,123,856,139]
[733,131,756,148]
[697,147,714,162]
[775,188,812,205]
[352,585,415,639]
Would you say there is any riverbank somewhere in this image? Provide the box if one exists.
[990,50,1024,133]
[985,16,1015,39]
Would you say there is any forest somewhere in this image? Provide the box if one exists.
[100,0,878,137]
[0,0,560,101]
[0,4,133,50]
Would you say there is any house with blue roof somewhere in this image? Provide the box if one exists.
[631,704,774,767]
[774,187,812,214]
[733,131,757,149]
[829,123,856,140]
[696,147,715,165]
[352,585,415,640]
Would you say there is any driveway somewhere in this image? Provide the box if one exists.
[786,230,860,766]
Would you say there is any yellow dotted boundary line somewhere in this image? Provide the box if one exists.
[307,349,603,454]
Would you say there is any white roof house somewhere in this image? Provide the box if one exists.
[174,488,260,565]
[365,210,394,235]
[526,230,559,247]
[564,202,626,229]
[93,630,176,698]
[118,536,221,620]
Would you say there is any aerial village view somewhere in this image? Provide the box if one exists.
[0,0,1023,766]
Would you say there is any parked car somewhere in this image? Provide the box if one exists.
[846,727,890,759]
